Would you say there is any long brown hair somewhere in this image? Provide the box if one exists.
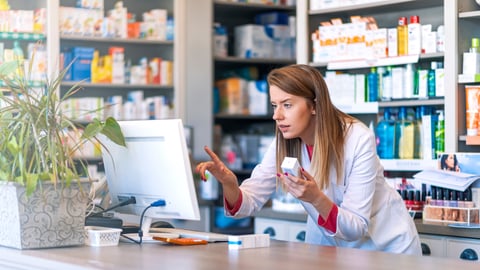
[267,64,355,189]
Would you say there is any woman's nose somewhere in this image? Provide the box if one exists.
[272,108,282,120]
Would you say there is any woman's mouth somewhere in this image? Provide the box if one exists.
[278,125,289,133]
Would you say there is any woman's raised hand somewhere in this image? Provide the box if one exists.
[196,146,238,187]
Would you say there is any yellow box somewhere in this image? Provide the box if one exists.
[215,77,248,115]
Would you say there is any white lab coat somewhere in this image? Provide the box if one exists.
[226,122,422,255]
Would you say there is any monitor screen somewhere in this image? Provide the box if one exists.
[100,119,200,226]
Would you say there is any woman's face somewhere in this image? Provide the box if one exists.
[445,154,455,168]
[270,85,316,145]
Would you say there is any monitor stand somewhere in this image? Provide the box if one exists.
[120,217,179,243]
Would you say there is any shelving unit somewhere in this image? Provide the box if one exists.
[56,0,181,119]
[8,0,187,122]
[211,0,296,168]
[448,0,480,151]
[300,0,446,169]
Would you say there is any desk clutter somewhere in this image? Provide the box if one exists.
[84,224,271,249]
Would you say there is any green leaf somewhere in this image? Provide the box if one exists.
[100,117,126,147]
[0,61,19,77]
[82,119,102,139]
[6,137,19,156]
[25,173,39,197]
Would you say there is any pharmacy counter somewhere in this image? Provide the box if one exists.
[254,207,480,239]
[0,239,478,269]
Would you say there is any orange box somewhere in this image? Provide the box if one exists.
[128,22,141,39]
[465,85,480,136]
[215,78,248,115]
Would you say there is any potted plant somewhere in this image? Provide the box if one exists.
[0,57,126,249]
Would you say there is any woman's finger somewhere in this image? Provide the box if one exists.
[204,146,223,165]
[300,167,314,181]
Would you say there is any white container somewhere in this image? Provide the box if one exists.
[85,226,122,247]
[234,24,273,58]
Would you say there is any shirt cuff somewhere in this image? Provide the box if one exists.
[225,191,243,216]
[317,204,338,233]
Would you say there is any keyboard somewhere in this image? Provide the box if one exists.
[120,232,180,244]
[150,228,230,242]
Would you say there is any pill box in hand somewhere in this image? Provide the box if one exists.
[281,157,300,177]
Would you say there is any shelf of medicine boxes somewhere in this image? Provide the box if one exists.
[454,9,480,146]
[59,36,174,92]
[457,75,480,146]
[308,0,444,16]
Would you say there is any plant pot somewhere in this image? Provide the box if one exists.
[0,181,91,249]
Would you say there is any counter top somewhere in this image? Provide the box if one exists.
[255,207,480,239]
[1,239,478,269]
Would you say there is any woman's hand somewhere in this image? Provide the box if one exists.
[279,168,333,219]
[279,168,321,204]
[196,146,240,206]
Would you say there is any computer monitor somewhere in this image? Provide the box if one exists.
[99,119,200,237]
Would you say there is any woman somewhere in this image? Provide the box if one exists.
[440,153,460,172]
[196,64,422,255]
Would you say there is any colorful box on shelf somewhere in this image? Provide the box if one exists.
[423,205,479,225]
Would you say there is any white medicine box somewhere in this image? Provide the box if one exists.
[235,24,281,59]
[234,24,292,59]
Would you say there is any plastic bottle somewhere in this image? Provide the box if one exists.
[220,135,243,170]
[381,66,393,101]
[376,108,396,159]
[396,107,414,159]
[408,15,421,55]
[414,107,423,159]
[435,110,445,157]
[367,67,378,102]
[397,17,408,56]
[427,61,437,97]
[13,41,24,61]
[404,63,415,98]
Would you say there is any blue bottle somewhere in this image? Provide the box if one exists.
[367,67,379,102]
[376,108,395,159]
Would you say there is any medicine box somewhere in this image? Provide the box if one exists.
[234,24,274,58]
[281,157,300,176]
[463,51,480,75]
[215,77,248,114]
[248,80,268,115]
[254,12,289,25]
[70,47,95,82]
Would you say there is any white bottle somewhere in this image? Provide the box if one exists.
[408,15,422,55]
[404,64,415,98]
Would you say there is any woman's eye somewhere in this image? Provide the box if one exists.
[271,104,277,110]
[284,103,292,108]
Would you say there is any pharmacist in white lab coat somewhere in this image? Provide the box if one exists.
[196,64,422,255]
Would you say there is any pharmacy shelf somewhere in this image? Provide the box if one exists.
[321,53,443,71]
[335,102,378,114]
[380,159,437,171]
[378,98,444,108]
[60,35,173,45]
[214,56,295,65]
[308,0,443,15]
[60,81,173,89]
[0,32,45,41]
[459,10,480,19]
